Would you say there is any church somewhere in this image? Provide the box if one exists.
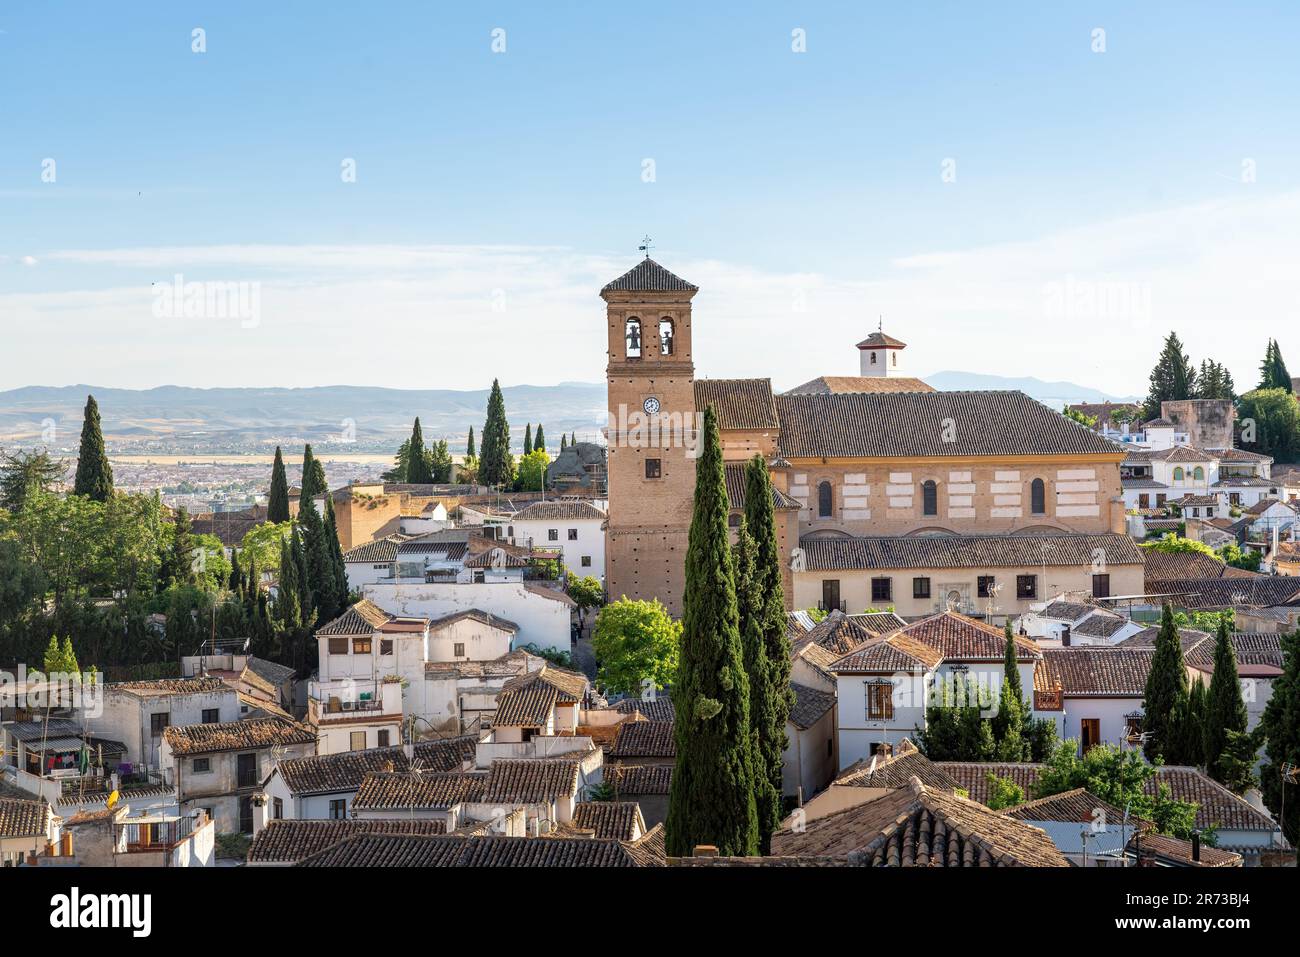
[601,258,1140,621]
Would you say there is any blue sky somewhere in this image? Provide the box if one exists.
[3,2,1299,393]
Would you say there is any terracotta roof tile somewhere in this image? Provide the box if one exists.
[162,716,315,756]
[295,832,659,867]
[835,740,961,792]
[605,764,672,795]
[275,736,476,795]
[802,533,1143,572]
[601,258,697,294]
[0,798,49,838]
[484,758,582,803]
[317,599,394,636]
[572,801,644,841]
[247,819,447,863]
[789,683,837,730]
[785,376,935,395]
[609,720,676,759]
[694,378,779,431]
[352,770,487,810]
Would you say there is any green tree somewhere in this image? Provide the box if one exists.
[1142,604,1191,764]
[166,507,199,587]
[992,622,1028,761]
[239,521,292,580]
[1197,359,1236,400]
[1259,339,1294,392]
[566,573,604,630]
[466,426,475,458]
[560,433,567,451]
[429,440,453,483]
[1203,617,1251,787]
[533,424,546,453]
[299,444,326,505]
[72,394,114,501]
[514,449,549,492]
[1063,406,1097,428]
[0,449,67,512]
[1140,533,1217,557]
[665,406,759,857]
[1236,388,1300,462]
[406,418,433,485]
[985,772,1025,810]
[297,493,338,625]
[1143,332,1197,421]
[591,597,681,696]
[478,379,513,488]
[323,494,350,618]
[914,674,996,761]
[267,447,291,523]
[523,423,533,455]
[742,454,793,851]
[1259,627,1300,848]
[1034,741,1201,839]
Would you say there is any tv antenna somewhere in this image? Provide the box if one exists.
[638,235,654,258]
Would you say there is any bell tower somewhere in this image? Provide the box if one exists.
[602,257,698,616]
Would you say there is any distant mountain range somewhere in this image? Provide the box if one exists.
[0,373,1140,453]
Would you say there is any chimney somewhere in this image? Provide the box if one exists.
[61,832,74,857]
[693,844,719,858]
[1191,830,1201,863]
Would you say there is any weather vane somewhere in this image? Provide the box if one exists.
[638,234,654,258]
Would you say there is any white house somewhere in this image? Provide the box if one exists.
[507,500,608,583]
[85,678,241,769]
[1243,498,1297,540]
[1016,597,1144,646]
[1031,646,1150,752]
[341,534,410,591]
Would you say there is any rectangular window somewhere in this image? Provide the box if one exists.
[866,681,895,720]
[236,753,258,788]
[871,577,892,603]
[150,713,169,736]
[328,637,348,655]
[645,458,662,479]
[201,708,220,724]
[329,799,347,820]
[977,575,996,599]
[567,528,578,541]
[1091,574,1111,598]
[192,757,211,774]
[349,731,366,751]
[821,579,841,613]
[380,638,393,656]
[548,528,559,541]
[377,730,390,748]
[352,636,371,655]
[912,577,931,599]
[273,798,283,821]
[453,642,466,657]
[1016,574,1038,600]
[580,556,592,567]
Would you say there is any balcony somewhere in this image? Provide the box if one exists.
[118,814,205,853]
[308,678,403,724]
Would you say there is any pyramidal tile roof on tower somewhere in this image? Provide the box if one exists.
[601,258,698,293]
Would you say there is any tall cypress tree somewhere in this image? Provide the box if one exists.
[1260,339,1293,392]
[466,426,475,458]
[297,494,335,624]
[1142,603,1191,763]
[406,418,433,484]
[560,433,568,451]
[1143,332,1197,420]
[993,622,1027,760]
[300,444,323,507]
[72,394,114,501]
[1260,627,1300,847]
[323,493,350,611]
[169,506,198,586]
[665,406,759,857]
[742,454,792,851]
[478,379,513,488]
[274,532,302,667]
[267,446,290,522]
[533,424,546,453]
[228,549,243,593]
[523,423,533,456]
[732,516,777,853]
[1204,616,1249,782]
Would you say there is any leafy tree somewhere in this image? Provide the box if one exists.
[520,641,574,669]
[72,394,114,501]
[406,418,433,485]
[1034,741,1202,839]
[1197,359,1236,400]
[514,449,549,492]
[1216,542,1261,572]
[665,406,759,857]
[1236,388,1300,462]
[239,521,292,580]
[1203,616,1251,787]
[1063,406,1097,428]
[533,424,546,453]
[1259,627,1300,848]
[1142,604,1191,764]
[743,454,793,851]
[0,449,67,512]
[992,622,1028,760]
[1140,533,1217,557]
[1025,716,1060,762]
[428,440,453,483]
[166,507,199,587]
[591,597,680,696]
[1143,332,1197,421]
[267,447,291,523]
[914,674,995,761]
[566,573,604,630]
[985,773,1025,810]
[478,379,514,488]
[466,426,475,458]
[523,423,533,455]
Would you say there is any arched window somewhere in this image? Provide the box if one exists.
[817,481,833,518]
[870,351,878,365]
[1193,466,1205,481]
[922,480,938,516]
[1031,478,1046,515]
[892,352,897,366]
[625,318,642,358]
[659,318,674,355]
[1173,467,1185,482]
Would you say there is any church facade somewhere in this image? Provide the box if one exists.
[602,259,1131,619]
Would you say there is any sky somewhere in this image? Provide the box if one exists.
[3,1,1299,395]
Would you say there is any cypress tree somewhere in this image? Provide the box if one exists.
[742,454,793,851]
[300,444,319,507]
[244,554,259,604]
[170,507,198,586]
[1204,616,1249,782]
[1260,627,1300,846]
[1261,339,1293,392]
[560,433,568,451]
[571,431,577,447]
[72,394,114,501]
[1143,332,1197,420]
[466,426,475,458]
[406,419,433,485]
[1142,603,1190,763]
[324,493,350,612]
[228,550,243,593]
[478,379,514,488]
[993,622,1027,760]
[665,406,759,857]
[297,494,335,623]
[733,516,778,853]
[533,424,546,453]
[275,533,302,665]
[267,447,290,522]
[523,423,533,455]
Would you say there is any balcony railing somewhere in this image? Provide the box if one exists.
[119,815,203,853]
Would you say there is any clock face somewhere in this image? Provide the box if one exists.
[643,396,661,415]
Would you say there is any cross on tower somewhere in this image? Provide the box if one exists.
[638,234,654,258]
